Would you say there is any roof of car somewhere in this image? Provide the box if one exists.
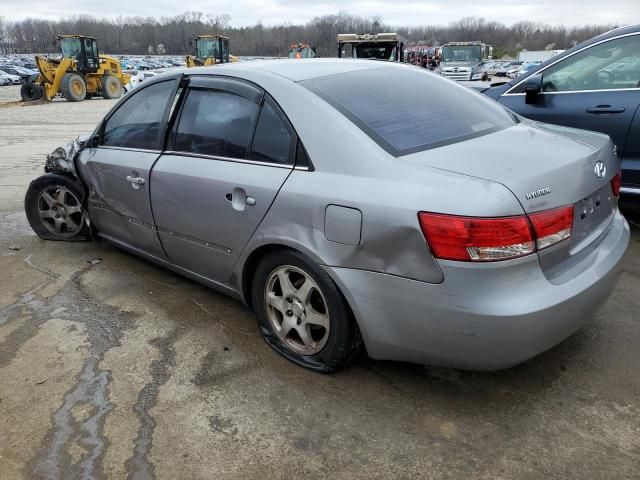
[185,58,400,82]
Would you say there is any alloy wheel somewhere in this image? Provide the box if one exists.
[36,185,85,238]
[264,265,330,355]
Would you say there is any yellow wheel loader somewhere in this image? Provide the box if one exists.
[20,35,130,102]
[185,34,239,67]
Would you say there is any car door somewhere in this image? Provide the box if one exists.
[497,33,640,166]
[150,76,295,284]
[76,76,181,259]
[621,105,640,193]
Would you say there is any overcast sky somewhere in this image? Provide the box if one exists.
[1,0,638,27]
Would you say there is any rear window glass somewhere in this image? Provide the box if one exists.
[303,67,515,156]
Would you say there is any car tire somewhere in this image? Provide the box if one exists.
[60,73,86,102]
[102,75,122,99]
[24,174,90,241]
[20,82,44,101]
[252,250,362,373]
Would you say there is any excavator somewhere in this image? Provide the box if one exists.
[20,35,130,102]
[185,34,239,67]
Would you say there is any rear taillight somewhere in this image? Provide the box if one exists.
[418,205,574,262]
[418,213,535,262]
[611,172,621,197]
[528,206,573,250]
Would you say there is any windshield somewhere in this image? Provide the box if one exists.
[441,45,482,63]
[303,67,515,156]
[61,38,82,59]
[340,42,398,61]
[197,38,221,60]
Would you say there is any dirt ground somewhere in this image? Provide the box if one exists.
[0,84,639,480]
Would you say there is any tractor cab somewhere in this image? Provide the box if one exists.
[59,35,100,73]
[337,33,407,62]
[194,35,230,64]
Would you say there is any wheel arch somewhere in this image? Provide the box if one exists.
[238,241,366,352]
[240,243,300,310]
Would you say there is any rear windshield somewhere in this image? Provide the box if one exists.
[302,67,516,156]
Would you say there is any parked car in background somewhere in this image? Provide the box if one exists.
[513,61,541,78]
[482,24,640,203]
[0,65,38,82]
[0,69,22,84]
[25,60,628,372]
[123,70,159,93]
[0,74,12,86]
[493,61,522,77]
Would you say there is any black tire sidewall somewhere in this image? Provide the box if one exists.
[252,250,360,372]
[61,73,86,102]
[20,83,42,101]
[102,75,122,99]
[24,174,90,241]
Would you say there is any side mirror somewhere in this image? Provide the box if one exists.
[88,134,101,147]
[524,74,543,104]
[188,40,193,48]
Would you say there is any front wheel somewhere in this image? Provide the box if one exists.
[25,174,90,241]
[252,250,361,372]
[60,73,86,102]
[102,75,122,99]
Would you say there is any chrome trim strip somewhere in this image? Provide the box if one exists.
[98,146,162,154]
[89,202,157,230]
[620,186,640,195]
[505,31,640,95]
[161,150,294,169]
[157,227,232,254]
[504,87,640,97]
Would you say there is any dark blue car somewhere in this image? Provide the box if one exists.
[482,24,640,203]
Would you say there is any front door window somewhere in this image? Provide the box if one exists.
[542,34,640,92]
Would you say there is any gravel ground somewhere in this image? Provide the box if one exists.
[0,86,639,480]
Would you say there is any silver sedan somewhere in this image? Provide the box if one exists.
[25,59,630,372]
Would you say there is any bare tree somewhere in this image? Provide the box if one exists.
[0,12,616,58]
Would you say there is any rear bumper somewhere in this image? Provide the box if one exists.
[325,210,630,370]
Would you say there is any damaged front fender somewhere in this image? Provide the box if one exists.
[44,135,90,177]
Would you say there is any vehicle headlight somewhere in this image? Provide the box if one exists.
[471,73,482,80]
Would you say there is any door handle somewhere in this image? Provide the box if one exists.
[226,188,256,211]
[126,175,145,190]
[586,105,625,114]
[126,176,146,185]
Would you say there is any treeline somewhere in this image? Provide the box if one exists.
[0,12,616,58]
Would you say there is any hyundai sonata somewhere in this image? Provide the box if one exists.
[25,59,629,372]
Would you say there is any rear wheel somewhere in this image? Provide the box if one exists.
[25,174,90,241]
[252,250,361,372]
[20,83,44,102]
[61,73,86,102]
[102,75,122,99]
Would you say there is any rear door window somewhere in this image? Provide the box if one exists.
[249,100,294,164]
[303,67,515,156]
[174,88,258,158]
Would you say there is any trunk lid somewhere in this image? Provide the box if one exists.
[404,122,620,277]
